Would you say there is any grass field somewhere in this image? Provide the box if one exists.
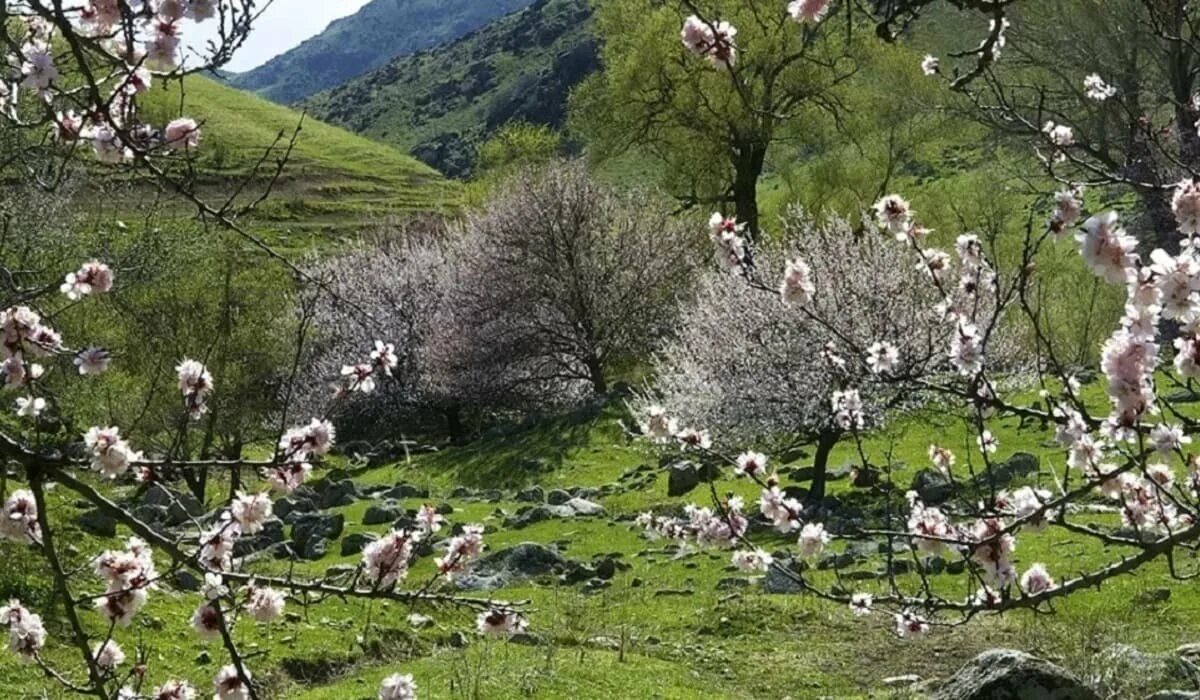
[134,75,460,244]
[3,377,1199,699]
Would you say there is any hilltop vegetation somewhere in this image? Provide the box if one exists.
[306,0,597,176]
[229,0,535,104]
[138,75,458,238]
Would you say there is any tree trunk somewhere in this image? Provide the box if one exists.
[805,429,840,506]
[731,141,767,240]
[585,355,607,395]
[444,405,465,444]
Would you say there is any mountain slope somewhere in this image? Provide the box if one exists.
[140,76,459,235]
[304,0,597,177]
[229,0,535,104]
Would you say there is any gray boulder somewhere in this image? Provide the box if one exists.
[363,500,403,525]
[516,486,545,503]
[761,560,807,594]
[274,495,316,522]
[291,513,344,560]
[382,483,429,499]
[667,461,714,497]
[546,489,572,505]
[932,649,1099,700]
[504,505,576,529]
[456,543,568,590]
[233,520,285,557]
[142,484,203,525]
[316,479,358,509]
[910,469,955,505]
[565,498,605,516]
[76,508,117,537]
[340,532,377,556]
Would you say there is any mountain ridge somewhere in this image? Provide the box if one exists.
[229,0,535,104]
[303,0,597,177]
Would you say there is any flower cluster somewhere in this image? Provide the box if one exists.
[85,426,143,478]
[94,536,158,625]
[0,489,40,544]
[681,16,737,68]
[176,359,214,419]
[435,525,485,579]
[0,600,46,661]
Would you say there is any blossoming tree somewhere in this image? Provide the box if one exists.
[0,4,525,699]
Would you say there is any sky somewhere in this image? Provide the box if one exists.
[187,0,374,73]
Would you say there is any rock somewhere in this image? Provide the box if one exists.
[973,453,1040,489]
[455,543,568,590]
[1135,587,1171,605]
[667,461,710,497]
[572,487,600,500]
[363,501,403,526]
[546,489,572,505]
[594,557,617,580]
[883,675,922,686]
[383,483,429,500]
[172,570,201,592]
[291,513,344,560]
[449,486,473,498]
[788,466,817,482]
[561,563,597,584]
[504,505,576,529]
[911,469,955,505]
[435,502,454,515]
[274,496,317,522]
[516,486,545,503]
[408,613,433,628]
[932,649,1099,700]
[195,650,211,665]
[761,560,807,594]
[716,577,750,590]
[340,532,378,556]
[817,540,876,570]
[131,504,168,525]
[449,631,468,648]
[316,479,358,509]
[142,484,204,524]
[565,498,605,516]
[851,466,882,488]
[481,489,503,502]
[233,520,285,557]
[75,508,117,537]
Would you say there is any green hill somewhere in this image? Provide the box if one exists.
[229,0,535,104]
[304,0,597,177]
[139,75,459,236]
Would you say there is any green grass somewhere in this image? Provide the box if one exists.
[135,75,461,240]
[3,381,1199,698]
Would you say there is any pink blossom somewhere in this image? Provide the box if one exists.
[163,117,200,150]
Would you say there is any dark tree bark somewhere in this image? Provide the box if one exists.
[805,428,841,506]
[732,140,767,239]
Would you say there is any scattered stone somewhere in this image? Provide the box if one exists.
[653,588,694,597]
[667,461,716,497]
[594,557,617,580]
[408,613,433,629]
[195,651,211,665]
[546,489,572,505]
[131,504,168,525]
[449,486,473,498]
[274,495,317,523]
[481,489,503,502]
[340,532,378,557]
[583,578,611,593]
[316,479,358,509]
[883,675,921,686]
[972,452,1040,489]
[911,469,955,505]
[291,513,344,560]
[788,466,817,482]
[456,543,568,590]
[142,484,203,525]
[1136,587,1171,605]
[516,485,545,503]
[233,520,285,557]
[75,508,117,537]
[565,497,605,516]
[851,466,882,488]
[572,487,600,500]
[448,631,468,648]
[762,561,807,594]
[716,577,750,590]
[383,483,429,499]
[172,571,201,592]
[435,502,454,515]
[932,649,1099,700]
[363,501,404,526]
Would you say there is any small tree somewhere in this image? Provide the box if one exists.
[432,160,701,409]
[652,207,953,503]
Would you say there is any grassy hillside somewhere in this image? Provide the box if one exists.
[305,0,597,177]
[229,0,535,104]
[2,382,1197,698]
[138,75,459,238]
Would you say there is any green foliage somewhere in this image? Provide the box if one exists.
[304,0,597,177]
[230,0,537,104]
[466,122,564,204]
[137,75,459,237]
